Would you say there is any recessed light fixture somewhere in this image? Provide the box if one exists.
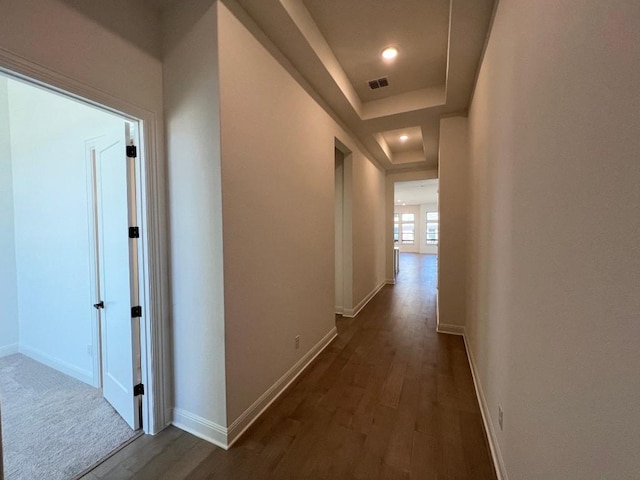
[381,46,398,61]
[400,135,408,142]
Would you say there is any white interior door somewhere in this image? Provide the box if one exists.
[92,124,141,430]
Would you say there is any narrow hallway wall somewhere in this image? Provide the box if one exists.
[162,0,228,444]
[218,1,385,433]
[438,116,469,332]
[466,1,640,478]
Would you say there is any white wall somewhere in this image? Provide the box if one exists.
[218,0,385,426]
[438,117,468,331]
[394,204,421,253]
[162,0,228,442]
[419,202,438,255]
[466,1,640,478]
[0,77,19,357]
[8,79,125,385]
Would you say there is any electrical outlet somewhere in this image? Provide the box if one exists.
[498,405,504,431]
[295,335,300,349]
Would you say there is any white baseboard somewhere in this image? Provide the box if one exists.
[436,323,464,335]
[19,344,93,385]
[385,278,395,285]
[164,407,175,429]
[335,306,344,315]
[462,332,507,480]
[171,326,338,450]
[0,343,18,358]
[226,326,337,447]
[172,407,228,449]
[343,280,386,318]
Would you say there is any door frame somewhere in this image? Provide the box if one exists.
[334,138,353,316]
[385,169,439,284]
[0,51,169,435]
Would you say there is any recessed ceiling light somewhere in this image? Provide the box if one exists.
[400,135,408,142]
[381,47,398,60]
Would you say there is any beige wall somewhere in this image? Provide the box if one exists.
[351,152,386,305]
[218,1,385,425]
[0,0,162,114]
[438,117,469,330]
[163,0,228,436]
[466,0,640,478]
[219,0,333,423]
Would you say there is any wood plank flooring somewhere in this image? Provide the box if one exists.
[81,253,496,480]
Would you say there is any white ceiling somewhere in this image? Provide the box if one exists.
[382,126,423,154]
[167,0,495,171]
[302,0,450,103]
[394,179,439,206]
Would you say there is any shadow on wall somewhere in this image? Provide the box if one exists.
[57,0,163,59]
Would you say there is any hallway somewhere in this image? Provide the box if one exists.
[83,254,496,479]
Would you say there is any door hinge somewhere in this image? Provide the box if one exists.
[134,383,144,396]
[126,145,137,158]
[129,226,140,238]
[131,306,142,318]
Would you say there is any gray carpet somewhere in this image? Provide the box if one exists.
[0,353,138,480]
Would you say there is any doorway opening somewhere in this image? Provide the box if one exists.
[0,71,148,478]
[393,179,439,276]
[334,139,353,316]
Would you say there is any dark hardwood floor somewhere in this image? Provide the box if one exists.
[81,253,496,480]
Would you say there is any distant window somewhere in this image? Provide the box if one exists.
[401,223,415,244]
[426,211,439,245]
[395,211,415,244]
[394,213,400,243]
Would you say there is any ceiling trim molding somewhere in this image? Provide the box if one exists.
[279,0,362,115]
[469,0,500,108]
